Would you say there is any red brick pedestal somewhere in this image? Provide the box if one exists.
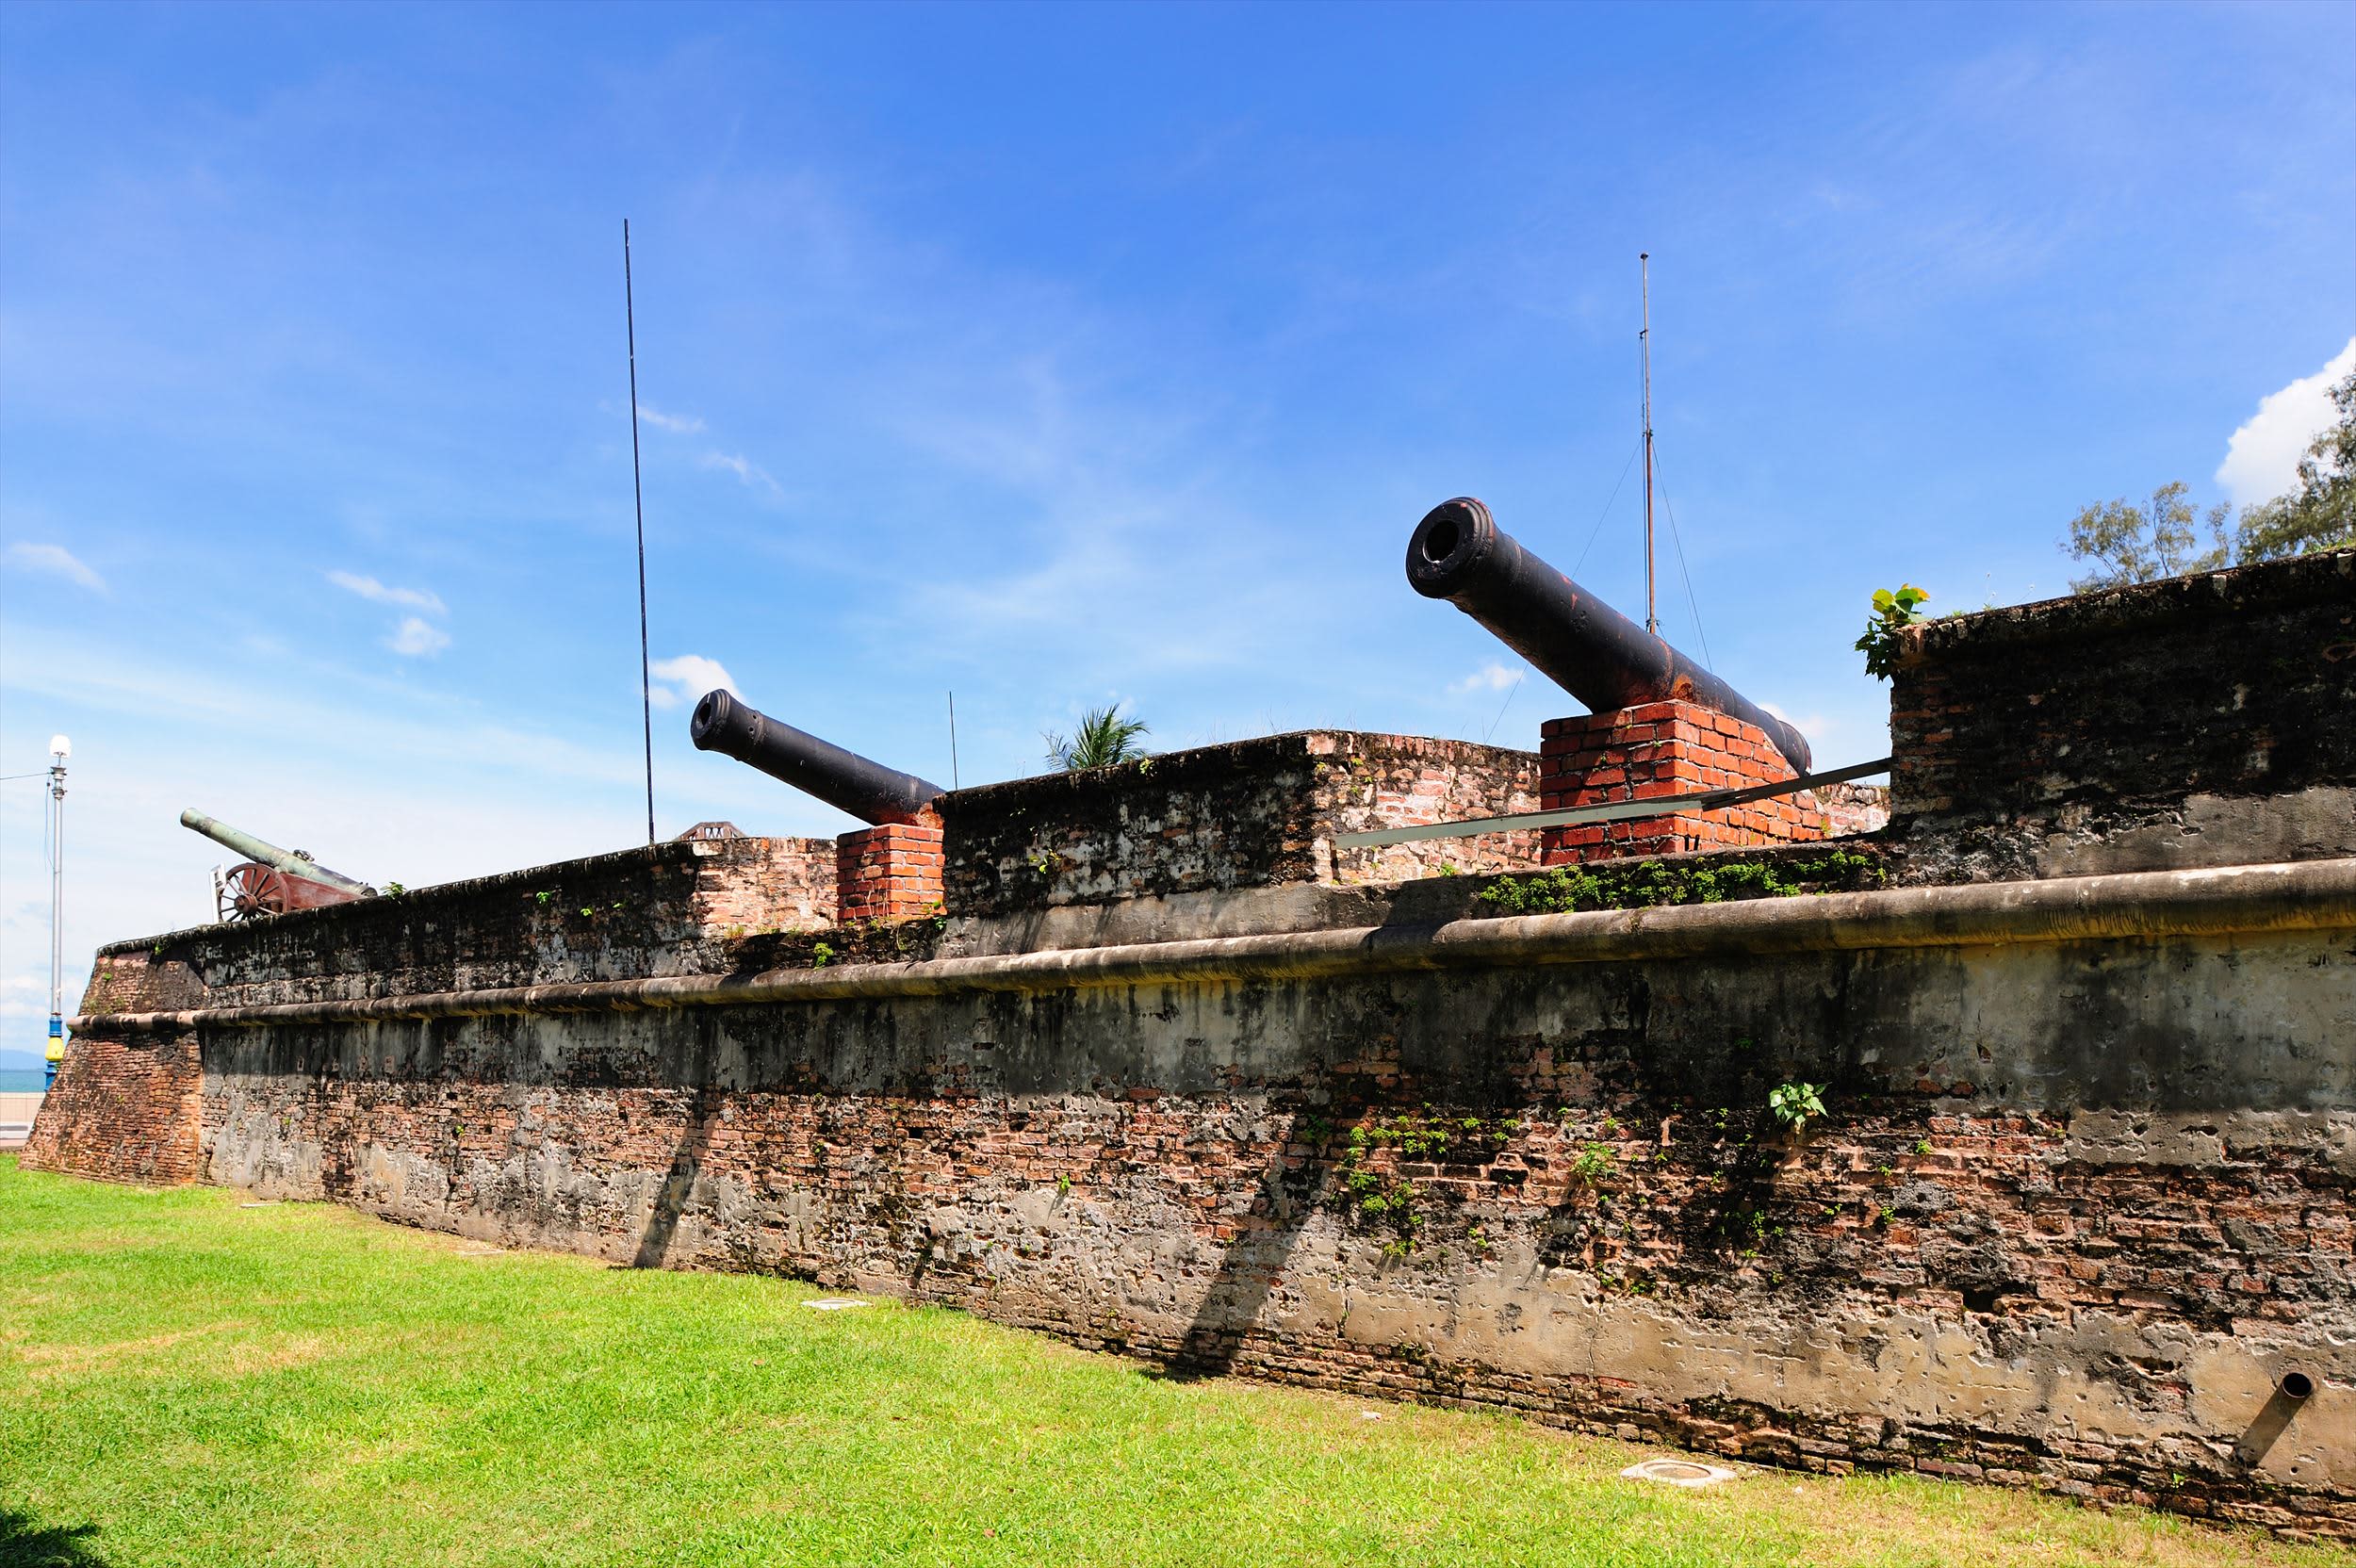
[836,812,945,921]
[1540,700,1822,863]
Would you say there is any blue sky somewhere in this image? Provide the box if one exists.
[3,0,2351,1031]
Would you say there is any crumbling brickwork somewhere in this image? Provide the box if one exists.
[695,835,837,933]
[21,1031,202,1185]
[1540,700,1822,862]
[1815,780,1891,838]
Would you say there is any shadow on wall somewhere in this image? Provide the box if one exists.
[630,1085,720,1270]
[1159,1135,1315,1381]
[0,1507,111,1567]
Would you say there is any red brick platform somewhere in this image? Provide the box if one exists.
[1541,698,1823,863]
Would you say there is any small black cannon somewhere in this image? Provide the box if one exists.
[690,690,945,825]
[1406,496,1811,772]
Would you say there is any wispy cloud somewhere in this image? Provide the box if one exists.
[637,403,706,435]
[6,542,106,594]
[699,450,781,495]
[1449,662,1524,695]
[329,569,446,615]
[2217,336,2356,510]
[646,653,737,710]
[388,616,450,657]
[1762,702,1837,745]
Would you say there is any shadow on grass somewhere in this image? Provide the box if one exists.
[0,1508,109,1568]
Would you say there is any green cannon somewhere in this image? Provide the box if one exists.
[180,808,376,922]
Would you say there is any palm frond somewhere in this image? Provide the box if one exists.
[1044,705,1152,772]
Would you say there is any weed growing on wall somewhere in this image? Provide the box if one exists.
[1768,1082,1827,1132]
[1475,849,1884,916]
[1327,1112,1526,1258]
[1857,584,1930,678]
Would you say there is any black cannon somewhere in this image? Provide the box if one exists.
[690,690,945,825]
[1406,496,1811,772]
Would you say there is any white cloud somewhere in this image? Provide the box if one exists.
[6,542,106,594]
[388,616,450,657]
[1762,702,1837,745]
[329,570,446,615]
[2216,337,2356,510]
[699,450,781,495]
[637,403,705,434]
[646,653,737,710]
[1449,662,1524,695]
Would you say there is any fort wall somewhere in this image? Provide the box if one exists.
[28,547,2356,1540]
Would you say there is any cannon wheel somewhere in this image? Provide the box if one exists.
[219,862,288,923]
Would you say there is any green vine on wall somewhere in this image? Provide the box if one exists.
[1327,1111,1524,1258]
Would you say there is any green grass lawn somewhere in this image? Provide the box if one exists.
[0,1157,2341,1568]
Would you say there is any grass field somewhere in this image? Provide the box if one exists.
[0,1158,2341,1568]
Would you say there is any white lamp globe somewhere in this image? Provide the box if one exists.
[49,735,71,760]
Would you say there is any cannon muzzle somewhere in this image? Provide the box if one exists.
[690,690,945,825]
[1407,497,1811,771]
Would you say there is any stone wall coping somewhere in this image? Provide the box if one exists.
[74,856,2354,1034]
[1900,545,2353,661]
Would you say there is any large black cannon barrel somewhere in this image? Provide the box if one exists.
[690,690,946,825]
[1406,496,1812,772]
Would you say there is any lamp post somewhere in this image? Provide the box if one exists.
[46,735,68,1091]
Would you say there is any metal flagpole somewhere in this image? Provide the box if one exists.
[624,220,656,844]
[1640,253,1658,636]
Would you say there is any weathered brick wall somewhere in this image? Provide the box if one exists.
[942,731,1541,916]
[695,836,837,933]
[1540,700,1822,862]
[1891,547,2356,881]
[1816,781,1891,838]
[186,912,2356,1540]
[22,1030,202,1184]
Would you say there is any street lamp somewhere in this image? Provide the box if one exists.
[46,735,68,1090]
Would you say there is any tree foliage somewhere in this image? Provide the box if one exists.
[2063,368,2355,591]
[2235,368,2356,564]
[2063,482,2232,592]
[1044,704,1151,772]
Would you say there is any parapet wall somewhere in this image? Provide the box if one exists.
[941,730,1543,917]
[1892,547,2356,881]
[61,834,843,1025]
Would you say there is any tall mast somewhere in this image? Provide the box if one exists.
[1640,252,1658,636]
[624,220,655,845]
